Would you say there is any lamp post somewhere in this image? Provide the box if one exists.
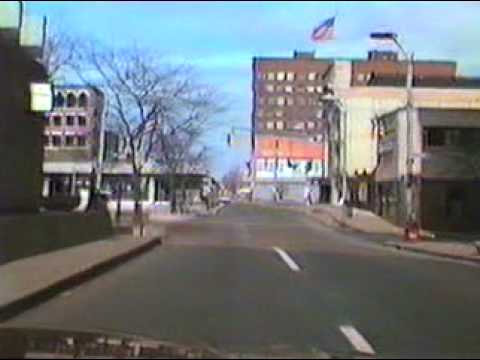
[370,32,415,228]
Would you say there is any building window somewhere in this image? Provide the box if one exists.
[257,110,264,118]
[298,97,306,106]
[357,73,365,82]
[267,97,276,105]
[306,86,315,93]
[53,115,62,126]
[66,116,75,126]
[316,86,323,93]
[54,93,65,107]
[285,85,293,93]
[267,72,275,81]
[316,109,324,119]
[65,135,75,147]
[77,136,86,147]
[308,72,317,81]
[423,128,445,147]
[445,129,461,146]
[266,121,274,130]
[52,135,61,147]
[43,135,50,146]
[286,72,295,81]
[274,110,283,118]
[66,93,76,108]
[266,84,274,93]
[277,96,285,106]
[78,93,88,108]
[295,122,305,130]
[259,97,265,105]
[286,97,294,106]
[307,121,316,130]
[276,72,285,81]
[276,121,284,130]
[78,116,87,127]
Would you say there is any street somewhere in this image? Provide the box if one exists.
[4,204,480,357]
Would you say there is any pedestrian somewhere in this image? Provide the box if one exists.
[304,184,312,206]
[271,185,278,203]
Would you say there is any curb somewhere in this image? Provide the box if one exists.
[0,236,162,322]
[385,241,480,264]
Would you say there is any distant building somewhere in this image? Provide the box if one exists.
[42,85,112,197]
[252,51,330,201]
[376,108,480,232]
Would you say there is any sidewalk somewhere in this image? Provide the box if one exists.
[0,232,162,321]
[385,240,480,264]
[309,204,404,237]
[286,202,480,264]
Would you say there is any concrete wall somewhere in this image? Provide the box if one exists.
[0,210,113,265]
[0,39,47,213]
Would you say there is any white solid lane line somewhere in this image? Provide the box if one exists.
[340,325,376,356]
[273,247,301,272]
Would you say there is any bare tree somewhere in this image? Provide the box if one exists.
[71,41,222,226]
[41,23,76,81]
[151,86,221,213]
[222,166,242,195]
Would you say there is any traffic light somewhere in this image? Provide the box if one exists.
[227,134,232,147]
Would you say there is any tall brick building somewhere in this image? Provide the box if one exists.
[251,49,480,206]
[251,51,331,201]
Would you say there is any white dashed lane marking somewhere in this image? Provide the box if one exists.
[273,247,301,272]
[340,325,376,356]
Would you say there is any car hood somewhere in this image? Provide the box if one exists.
[0,326,223,359]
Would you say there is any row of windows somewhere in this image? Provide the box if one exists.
[262,120,319,131]
[54,92,90,108]
[258,109,323,119]
[423,128,480,148]
[262,72,319,82]
[47,115,88,127]
[264,84,324,94]
[259,96,322,107]
[44,135,88,148]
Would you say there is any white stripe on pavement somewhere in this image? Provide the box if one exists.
[340,325,376,356]
[273,247,301,272]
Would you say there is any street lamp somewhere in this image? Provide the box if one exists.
[370,32,416,228]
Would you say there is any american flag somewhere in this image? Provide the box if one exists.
[311,16,335,43]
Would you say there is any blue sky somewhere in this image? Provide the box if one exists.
[27,1,480,177]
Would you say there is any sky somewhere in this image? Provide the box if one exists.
[26,1,480,178]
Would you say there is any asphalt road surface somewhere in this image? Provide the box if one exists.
[4,204,480,358]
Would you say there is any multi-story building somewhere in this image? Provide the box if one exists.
[376,108,480,232]
[251,51,330,201]
[322,50,480,209]
[252,49,480,210]
[42,85,106,197]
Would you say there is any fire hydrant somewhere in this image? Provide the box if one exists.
[404,221,420,242]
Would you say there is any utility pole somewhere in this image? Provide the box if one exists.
[405,53,415,224]
[96,97,108,191]
[370,32,417,233]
